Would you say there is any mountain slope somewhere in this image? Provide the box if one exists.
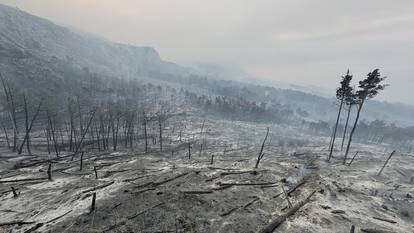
[0,3,414,126]
[0,4,187,79]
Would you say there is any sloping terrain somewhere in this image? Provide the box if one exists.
[0,118,413,233]
[1,3,414,126]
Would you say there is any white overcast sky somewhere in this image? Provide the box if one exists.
[1,0,413,104]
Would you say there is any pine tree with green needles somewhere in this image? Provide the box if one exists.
[328,70,353,161]
[343,69,387,164]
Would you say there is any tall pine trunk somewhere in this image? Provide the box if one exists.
[328,96,344,161]
[341,105,352,151]
[344,99,365,164]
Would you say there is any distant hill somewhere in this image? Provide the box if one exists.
[1,3,414,126]
[0,4,187,79]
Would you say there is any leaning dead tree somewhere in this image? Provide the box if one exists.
[0,73,19,152]
[377,150,396,176]
[18,95,42,155]
[255,127,269,168]
[73,109,96,157]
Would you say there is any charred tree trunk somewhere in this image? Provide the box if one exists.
[2,123,10,149]
[188,142,191,159]
[255,127,269,168]
[73,110,96,157]
[344,99,365,164]
[377,150,396,176]
[1,74,19,152]
[47,163,52,181]
[143,112,148,153]
[18,97,42,155]
[112,113,120,151]
[328,96,344,161]
[47,110,59,157]
[158,115,163,152]
[341,105,352,151]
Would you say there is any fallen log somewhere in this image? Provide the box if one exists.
[132,188,156,194]
[0,221,35,226]
[82,181,115,193]
[259,190,317,233]
[361,229,395,233]
[44,210,73,224]
[123,174,153,182]
[153,172,189,186]
[243,196,260,209]
[0,177,48,184]
[220,170,258,176]
[261,184,279,189]
[181,190,213,194]
[60,171,91,176]
[220,206,239,217]
[23,223,44,233]
[104,202,164,231]
[372,216,397,224]
[211,184,233,191]
[218,181,276,186]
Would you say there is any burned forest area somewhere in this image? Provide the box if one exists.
[0,3,414,233]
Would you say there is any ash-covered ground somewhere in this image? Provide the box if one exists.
[0,118,413,233]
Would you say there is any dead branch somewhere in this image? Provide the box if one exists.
[348,151,359,166]
[259,190,317,233]
[82,181,115,193]
[11,186,18,198]
[281,185,292,208]
[273,178,306,198]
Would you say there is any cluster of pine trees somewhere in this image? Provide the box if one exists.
[328,69,388,163]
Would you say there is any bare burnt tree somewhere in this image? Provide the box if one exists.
[73,109,96,158]
[46,109,59,157]
[143,111,148,153]
[18,95,42,155]
[110,107,121,151]
[0,73,19,151]
[255,127,269,168]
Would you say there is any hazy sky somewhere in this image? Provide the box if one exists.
[1,0,414,104]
